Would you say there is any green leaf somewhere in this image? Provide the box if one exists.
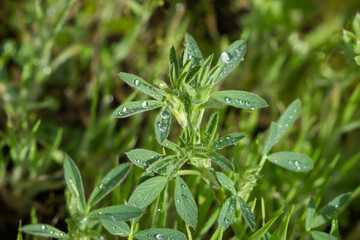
[89,205,143,221]
[64,155,86,213]
[118,72,164,101]
[198,54,214,86]
[155,106,171,143]
[248,204,285,240]
[212,132,246,150]
[184,33,204,66]
[311,192,351,228]
[238,196,256,231]
[211,90,267,110]
[174,176,198,228]
[125,149,169,174]
[355,55,360,65]
[207,151,234,171]
[215,172,236,195]
[113,100,162,118]
[262,122,278,156]
[22,224,68,239]
[330,214,340,237]
[169,46,180,81]
[218,196,236,230]
[204,112,219,145]
[197,100,224,110]
[213,40,246,83]
[267,152,313,172]
[128,176,167,210]
[305,198,316,231]
[101,220,130,237]
[353,13,360,37]
[276,99,301,141]
[146,155,176,172]
[310,231,339,240]
[270,205,294,240]
[88,163,131,207]
[135,228,187,240]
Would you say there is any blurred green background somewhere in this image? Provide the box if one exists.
[1,0,360,239]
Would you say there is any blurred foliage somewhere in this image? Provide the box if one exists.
[1,0,360,239]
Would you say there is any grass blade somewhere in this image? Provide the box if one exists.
[269,205,294,240]
[248,204,285,240]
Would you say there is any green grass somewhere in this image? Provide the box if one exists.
[0,0,359,239]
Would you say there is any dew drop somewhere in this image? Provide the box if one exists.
[225,97,232,104]
[224,218,230,224]
[98,212,102,215]
[335,204,340,209]
[50,231,54,234]
[245,101,250,107]
[213,142,218,148]
[181,194,187,199]
[141,100,148,108]
[156,233,164,240]
[296,166,301,171]
[158,123,167,132]
[41,225,46,230]
[160,110,170,119]
[176,199,180,203]
[221,52,231,63]
[98,184,105,190]
[235,49,241,56]
[122,107,128,113]
[60,233,64,236]
[181,184,186,189]
[289,115,293,119]
[43,66,52,75]
[289,160,294,165]
[134,79,140,86]
[294,160,299,166]
[135,159,140,163]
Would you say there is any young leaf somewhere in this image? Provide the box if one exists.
[198,54,214,86]
[89,205,143,221]
[207,151,234,171]
[125,149,163,171]
[22,224,68,239]
[305,198,316,231]
[155,106,171,143]
[117,72,164,101]
[311,192,351,228]
[211,90,268,110]
[134,228,187,240]
[204,112,219,145]
[267,152,313,172]
[269,205,294,240]
[262,122,278,156]
[113,100,162,118]
[310,231,339,240]
[88,163,131,207]
[330,214,340,237]
[101,220,130,237]
[212,133,246,150]
[128,177,168,210]
[64,155,86,213]
[174,176,198,228]
[248,205,285,240]
[169,46,180,81]
[238,196,256,231]
[276,99,301,141]
[215,172,236,195]
[218,196,236,230]
[212,40,246,83]
[184,33,204,66]
[146,155,176,172]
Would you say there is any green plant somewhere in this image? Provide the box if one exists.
[21,156,142,239]
[109,33,323,239]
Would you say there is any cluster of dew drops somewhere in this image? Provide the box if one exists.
[40,225,65,237]
[157,110,170,132]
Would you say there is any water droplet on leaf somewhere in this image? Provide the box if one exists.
[160,110,170,119]
[41,225,46,230]
[221,52,231,63]
[225,97,232,104]
[134,79,140,86]
[141,100,148,108]
[122,107,128,113]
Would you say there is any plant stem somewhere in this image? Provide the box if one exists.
[128,222,135,240]
[185,224,192,240]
